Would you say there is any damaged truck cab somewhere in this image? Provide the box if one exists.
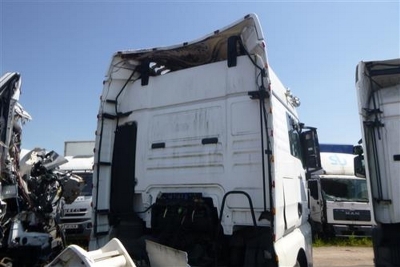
[89,14,321,267]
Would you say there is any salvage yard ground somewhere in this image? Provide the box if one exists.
[313,246,374,267]
[312,237,374,267]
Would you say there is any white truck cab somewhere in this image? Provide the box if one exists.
[59,155,94,244]
[89,13,321,267]
[308,145,374,238]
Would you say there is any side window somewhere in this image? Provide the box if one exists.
[287,113,302,160]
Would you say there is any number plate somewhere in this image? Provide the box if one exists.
[64,224,79,229]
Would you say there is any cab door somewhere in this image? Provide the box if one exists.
[308,179,323,224]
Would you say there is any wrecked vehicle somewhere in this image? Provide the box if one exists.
[0,72,83,266]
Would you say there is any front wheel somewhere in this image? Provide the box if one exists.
[294,251,308,267]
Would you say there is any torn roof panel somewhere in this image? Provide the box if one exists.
[107,13,267,78]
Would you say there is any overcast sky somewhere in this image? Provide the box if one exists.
[1,0,399,154]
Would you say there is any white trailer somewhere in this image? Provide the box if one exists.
[64,141,95,157]
[354,58,400,266]
[308,149,374,238]
[89,13,321,267]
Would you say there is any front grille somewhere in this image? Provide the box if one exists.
[333,209,371,221]
[63,208,87,217]
[61,218,90,224]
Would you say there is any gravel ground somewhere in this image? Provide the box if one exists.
[313,246,374,267]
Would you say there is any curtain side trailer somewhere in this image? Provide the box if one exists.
[354,58,400,266]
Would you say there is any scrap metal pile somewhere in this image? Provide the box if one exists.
[0,73,83,266]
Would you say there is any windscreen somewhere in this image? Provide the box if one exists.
[321,178,369,202]
[75,172,93,196]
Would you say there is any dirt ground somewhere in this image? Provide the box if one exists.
[313,246,374,267]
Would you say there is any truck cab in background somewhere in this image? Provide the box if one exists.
[354,58,400,266]
[59,155,94,245]
[308,144,374,238]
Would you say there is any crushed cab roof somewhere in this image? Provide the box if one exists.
[108,13,265,76]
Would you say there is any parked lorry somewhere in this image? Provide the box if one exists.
[354,58,400,266]
[88,13,321,267]
[59,155,94,244]
[308,146,374,238]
